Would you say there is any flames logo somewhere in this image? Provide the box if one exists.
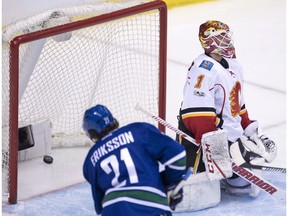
[229,81,241,117]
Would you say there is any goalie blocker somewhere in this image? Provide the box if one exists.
[175,129,233,212]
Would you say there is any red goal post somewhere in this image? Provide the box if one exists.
[2,0,167,204]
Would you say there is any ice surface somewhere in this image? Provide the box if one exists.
[2,171,286,216]
[2,0,286,215]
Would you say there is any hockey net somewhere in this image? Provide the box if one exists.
[2,0,167,204]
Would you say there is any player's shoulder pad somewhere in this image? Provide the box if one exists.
[127,122,161,136]
[199,60,214,71]
[127,122,157,130]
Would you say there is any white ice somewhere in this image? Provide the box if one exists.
[2,0,286,215]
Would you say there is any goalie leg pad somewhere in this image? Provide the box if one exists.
[174,172,220,212]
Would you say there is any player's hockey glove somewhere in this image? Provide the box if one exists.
[160,171,184,210]
[169,188,183,211]
[242,121,277,163]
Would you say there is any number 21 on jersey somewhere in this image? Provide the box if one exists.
[100,148,139,187]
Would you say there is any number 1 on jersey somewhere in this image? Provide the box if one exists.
[194,74,205,88]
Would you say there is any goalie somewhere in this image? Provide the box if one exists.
[176,20,277,211]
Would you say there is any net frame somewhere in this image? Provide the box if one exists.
[4,0,167,204]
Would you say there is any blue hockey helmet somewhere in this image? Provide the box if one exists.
[82,104,115,137]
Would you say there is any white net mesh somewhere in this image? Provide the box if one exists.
[2,0,165,202]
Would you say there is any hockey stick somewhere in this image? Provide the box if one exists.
[135,103,199,146]
[240,163,286,173]
[135,104,286,202]
[169,168,192,211]
[170,168,193,198]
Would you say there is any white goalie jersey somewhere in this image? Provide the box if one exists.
[180,53,252,143]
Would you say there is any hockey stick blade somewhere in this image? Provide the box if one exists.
[240,162,286,173]
[232,162,286,202]
[136,104,286,203]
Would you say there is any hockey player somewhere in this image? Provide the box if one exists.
[176,20,277,208]
[82,104,187,216]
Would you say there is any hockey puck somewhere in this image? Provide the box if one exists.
[43,155,53,164]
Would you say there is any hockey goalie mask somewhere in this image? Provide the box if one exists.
[199,20,236,58]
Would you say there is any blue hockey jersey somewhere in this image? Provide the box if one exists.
[83,122,186,216]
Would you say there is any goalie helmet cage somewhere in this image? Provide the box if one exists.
[3,0,167,204]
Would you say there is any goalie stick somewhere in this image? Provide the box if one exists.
[135,103,286,203]
[240,163,286,173]
[135,103,199,146]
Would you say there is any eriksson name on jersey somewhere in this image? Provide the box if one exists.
[90,131,134,166]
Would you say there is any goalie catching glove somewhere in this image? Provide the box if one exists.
[242,121,277,163]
